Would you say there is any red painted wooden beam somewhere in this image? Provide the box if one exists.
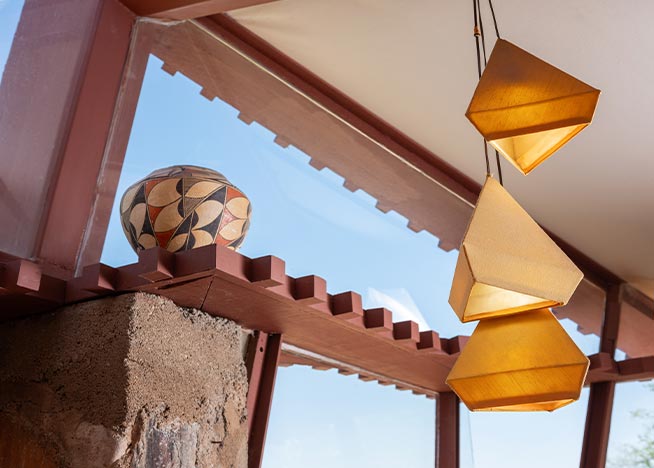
[120,0,279,20]
[436,392,460,468]
[580,284,622,468]
[586,353,654,384]
[2,246,653,393]
[246,331,268,435]
[580,382,615,468]
[247,332,282,468]
[1,245,461,392]
[622,283,654,319]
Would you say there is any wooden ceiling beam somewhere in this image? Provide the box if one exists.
[120,0,279,20]
[622,283,654,319]
[586,353,654,384]
[279,344,438,397]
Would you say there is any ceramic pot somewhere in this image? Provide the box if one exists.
[120,165,251,253]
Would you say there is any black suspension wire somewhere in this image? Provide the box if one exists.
[488,0,501,39]
[474,0,504,185]
[493,148,504,185]
[477,0,488,67]
[485,0,503,184]
[472,0,491,176]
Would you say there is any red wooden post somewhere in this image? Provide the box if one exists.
[580,284,622,468]
[246,332,282,468]
[580,382,616,468]
[436,392,460,468]
[74,19,162,273]
[246,331,268,434]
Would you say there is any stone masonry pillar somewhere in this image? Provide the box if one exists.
[0,293,249,467]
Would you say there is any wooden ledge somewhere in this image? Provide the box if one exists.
[0,245,461,392]
[3,246,652,392]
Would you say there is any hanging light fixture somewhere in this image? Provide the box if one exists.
[442,0,591,413]
[449,176,583,322]
[446,308,589,411]
[465,20,600,175]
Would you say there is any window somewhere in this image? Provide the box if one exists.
[100,52,476,339]
[461,388,590,468]
[616,305,654,359]
[607,381,654,467]
[264,366,435,468]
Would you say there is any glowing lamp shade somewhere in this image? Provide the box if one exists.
[466,39,600,175]
[446,308,589,412]
[449,176,583,322]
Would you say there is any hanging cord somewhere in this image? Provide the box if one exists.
[472,0,491,176]
[477,0,488,67]
[474,0,504,185]
[485,0,504,184]
[488,0,501,39]
[493,149,503,185]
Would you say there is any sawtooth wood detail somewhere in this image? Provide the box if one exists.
[2,246,652,393]
[0,246,459,393]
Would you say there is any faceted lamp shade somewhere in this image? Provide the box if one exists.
[120,165,251,253]
[466,39,600,175]
[446,308,589,412]
[449,176,583,322]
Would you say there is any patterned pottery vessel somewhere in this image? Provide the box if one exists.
[120,165,251,253]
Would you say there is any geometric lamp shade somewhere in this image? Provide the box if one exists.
[466,39,600,175]
[448,176,583,323]
[446,308,590,412]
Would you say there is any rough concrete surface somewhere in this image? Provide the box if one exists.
[0,293,249,468]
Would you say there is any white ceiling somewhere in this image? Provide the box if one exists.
[230,0,654,296]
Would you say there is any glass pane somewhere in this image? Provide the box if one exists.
[263,365,434,468]
[0,0,103,256]
[554,283,604,356]
[558,315,601,356]
[607,381,654,467]
[461,387,590,468]
[616,304,654,359]
[0,0,24,76]
[100,52,476,339]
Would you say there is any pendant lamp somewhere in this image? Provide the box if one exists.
[466,39,600,175]
[446,308,589,411]
[448,176,583,322]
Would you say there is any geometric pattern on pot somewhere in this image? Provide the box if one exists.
[119,165,251,253]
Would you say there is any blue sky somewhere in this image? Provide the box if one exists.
[0,0,22,73]
[1,3,652,466]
